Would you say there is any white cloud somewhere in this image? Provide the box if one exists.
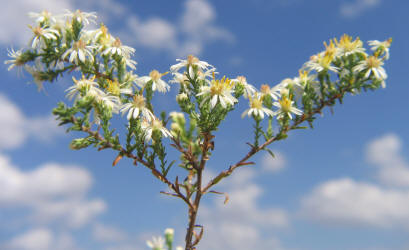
[0,93,63,150]
[199,168,288,250]
[300,133,409,229]
[261,151,286,173]
[340,0,382,18]
[0,153,106,228]
[0,0,74,46]
[120,0,234,56]
[2,228,80,250]
[300,178,409,228]
[93,223,128,243]
[366,133,409,187]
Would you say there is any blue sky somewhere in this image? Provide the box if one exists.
[1,0,409,249]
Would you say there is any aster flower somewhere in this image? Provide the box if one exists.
[197,67,217,81]
[273,95,303,120]
[5,48,25,71]
[146,236,165,250]
[137,70,170,93]
[65,75,104,100]
[62,39,94,64]
[304,51,339,73]
[353,55,387,88]
[170,55,212,75]
[241,93,275,119]
[120,95,154,121]
[102,37,135,58]
[65,9,97,26]
[197,74,238,109]
[170,72,190,93]
[141,117,172,142]
[368,38,392,59]
[29,25,59,49]
[28,10,56,24]
[105,79,132,96]
[334,34,365,57]
[231,75,257,98]
[95,93,121,114]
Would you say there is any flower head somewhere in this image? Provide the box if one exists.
[28,10,56,24]
[273,95,303,120]
[242,93,275,119]
[137,70,170,93]
[29,25,59,49]
[334,34,365,57]
[141,117,172,142]
[62,38,94,64]
[197,73,238,109]
[353,54,387,88]
[65,9,97,26]
[102,37,135,58]
[231,75,256,99]
[66,75,103,100]
[120,95,154,121]
[5,48,25,71]
[368,38,392,59]
[170,54,212,74]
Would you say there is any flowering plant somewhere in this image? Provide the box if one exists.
[6,9,391,250]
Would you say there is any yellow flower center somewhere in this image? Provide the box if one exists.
[113,37,122,48]
[32,26,44,36]
[236,76,246,84]
[133,95,146,108]
[279,96,292,113]
[334,34,362,52]
[299,70,309,84]
[210,75,234,96]
[187,55,199,65]
[260,84,270,95]
[324,40,337,56]
[106,79,121,95]
[366,56,381,68]
[149,70,168,82]
[250,95,263,109]
[73,39,86,50]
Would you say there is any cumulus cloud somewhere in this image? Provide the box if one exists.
[0,0,74,46]
[261,151,286,173]
[365,133,409,187]
[300,133,409,229]
[93,223,128,243]
[1,0,233,57]
[199,168,288,250]
[0,93,62,150]
[2,228,80,250]
[118,0,234,56]
[0,154,106,228]
[300,178,409,228]
[340,0,382,18]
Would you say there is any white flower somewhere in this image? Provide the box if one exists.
[197,74,238,109]
[170,55,212,74]
[334,34,366,57]
[102,37,135,58]
[65,9,97,26]
[141,117,172,142]
[28,10,56,24]
[120,95,154,121]
[96,93,121,113]
[137,70,170,93]
[62,39,94,64]
[29,25,59,49]
[105,79,132,96]
[273,95,303,120]
[147,236,165,250]
[304,52,339,73]
[368,38,392,59]
[24,60,45,91]
[241,93,275,119]
[353,55,387,88]
[231,76,256,99]
[5,48,24,71]
[197,67,217,81]
[65,75,104,100]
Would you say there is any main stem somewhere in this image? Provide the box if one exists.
[185,168,203,250]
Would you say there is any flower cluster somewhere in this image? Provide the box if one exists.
[5,9,391,250]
